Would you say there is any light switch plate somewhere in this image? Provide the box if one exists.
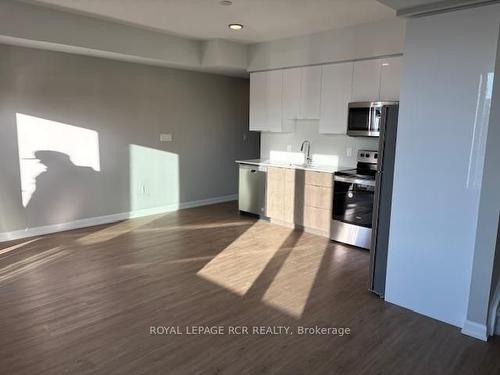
[160,133,172,142]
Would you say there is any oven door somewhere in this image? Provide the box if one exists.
[330,175,375,249]
[347,102,382,137]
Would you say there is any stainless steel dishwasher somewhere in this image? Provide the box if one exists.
[238,164,267,216]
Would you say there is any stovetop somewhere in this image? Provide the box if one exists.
[334,162,378,181]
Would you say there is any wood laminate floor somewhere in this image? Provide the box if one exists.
[0,201,499,375]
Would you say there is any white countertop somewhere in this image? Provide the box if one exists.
[235,159,350,174]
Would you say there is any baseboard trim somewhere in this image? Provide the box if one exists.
[0,194,237,242]
[461,320,488,341]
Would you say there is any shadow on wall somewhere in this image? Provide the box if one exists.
[15,113,181,228]
[16,113,101,208]
[9,108,257,233]
[25,150,101,227]
[16,113,110,228]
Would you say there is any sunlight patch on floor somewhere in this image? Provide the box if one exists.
[197,223,292,296]
[0,246,68,283]
[261,241,327,318]
[131,221,251,233]
[0,238,40,256]
[75,215,159,246]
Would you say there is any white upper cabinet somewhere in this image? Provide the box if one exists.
[379,56,402,101]
[249,56,402,133]
[250,70,292,132]
[319,62,354,134]
[282,67,301,128]
[351,59,382,102]
[249,71,267,131]
[352,56,402,102]
[299,66,322,119]
[265,70,285,132]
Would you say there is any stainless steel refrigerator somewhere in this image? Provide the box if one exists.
[369,104,399,297]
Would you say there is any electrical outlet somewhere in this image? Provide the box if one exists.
[242,133,247,142]
[160,133,172,142]
[286,144,292,152]
[346,147,353,157]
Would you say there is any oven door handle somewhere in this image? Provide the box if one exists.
[334,175,375,187]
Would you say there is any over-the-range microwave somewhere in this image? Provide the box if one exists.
[347,101,398,137]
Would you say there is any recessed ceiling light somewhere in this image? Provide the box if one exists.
[220,1,232,5]
[382,63,390,66]
[229,23,243,30]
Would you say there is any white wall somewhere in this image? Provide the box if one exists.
[260,121,378,168]
[385,4,500,331]
[248,18,405,72]
[466,27,500,336]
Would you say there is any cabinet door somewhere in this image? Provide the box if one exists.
[303,185,333,210]
[304,171,333,188]
[283,168,296,223]
[249,71,283,132]
[379,56,402,101]
[265,70,284,132]
[266,167,285,220]
[319,62,353,134]
[351,59,382,102]
[282,68,301,131]
[303,206,331,233]
[249,71,267,131]
[299,66,322,119]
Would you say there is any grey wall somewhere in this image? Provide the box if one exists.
[0,44,259,235]
[0,0,248,76]
[385,4,500,330]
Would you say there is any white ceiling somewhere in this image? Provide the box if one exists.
[23,0,396,43]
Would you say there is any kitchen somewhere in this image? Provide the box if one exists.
[237,56,401,296]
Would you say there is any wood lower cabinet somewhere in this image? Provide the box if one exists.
[266,166,333,236]
[303,184,332,210]
[303,206,331,233]
[283,168,298,223]
[304,170,333,188]
[302,171,333,234]
[266,167,305,224]
[266,166,286,220]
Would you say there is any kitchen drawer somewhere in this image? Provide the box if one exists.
[304,185,332,210]
[303,206,331,233]
[304,170,333,188]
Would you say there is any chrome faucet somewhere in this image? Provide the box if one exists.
[300,140,312,165]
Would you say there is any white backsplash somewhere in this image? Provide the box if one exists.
[260,120,379,168]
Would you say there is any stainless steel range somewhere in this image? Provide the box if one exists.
[330,150,378,250]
